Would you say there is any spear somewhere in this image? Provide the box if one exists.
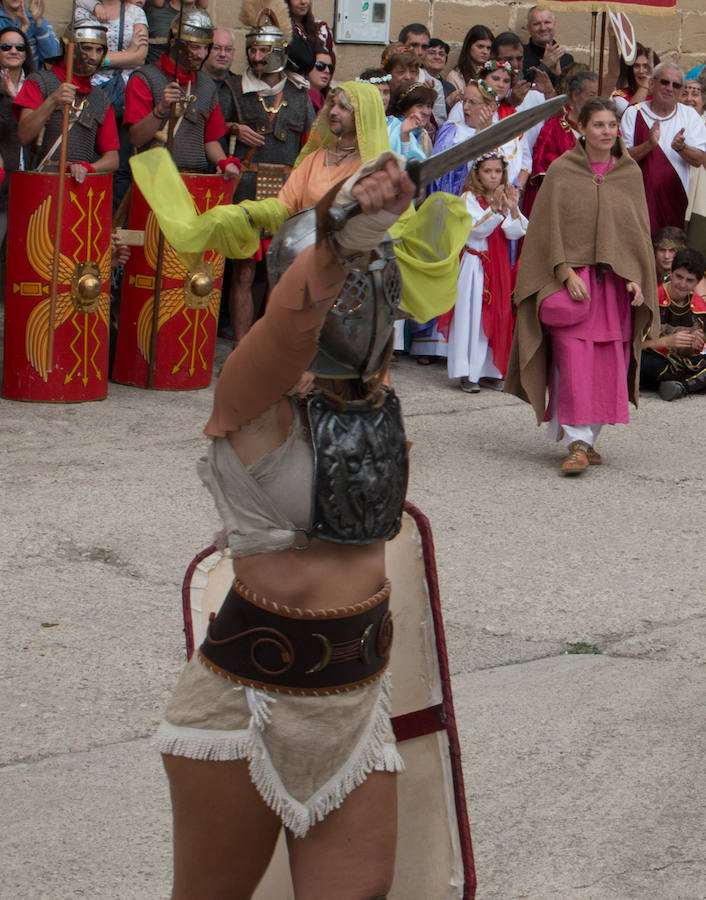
[147,0,185,388]
[47,0,77,374]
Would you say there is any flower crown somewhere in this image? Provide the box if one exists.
[478,59,514,76]
[356,74,392,84]
[473,150,506,169]
[466,78,499,104]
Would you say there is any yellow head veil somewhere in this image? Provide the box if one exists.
[295,80,391,166]
[129,75,471,324]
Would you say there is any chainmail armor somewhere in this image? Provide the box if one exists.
[29,70,109,168]
[230,75,312,203]
[131,64,218,171]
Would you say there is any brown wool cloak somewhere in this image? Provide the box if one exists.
[504,138,659,423]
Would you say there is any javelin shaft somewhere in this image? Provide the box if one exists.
[47,7,77,374]
[147,0,184,388]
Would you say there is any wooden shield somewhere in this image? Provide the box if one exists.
[2,172,112,402]
[181,503,477,899]
[112,175,234,391]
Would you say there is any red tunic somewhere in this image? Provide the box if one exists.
[12,62,119,154]
[634,110,688,237]
[123,53,226,142]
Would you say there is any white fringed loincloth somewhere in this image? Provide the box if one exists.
[153,654,404,838]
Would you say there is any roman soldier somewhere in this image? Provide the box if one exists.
[225,0,315,342]
[112,10,240,391]
[13,13,119,177]
[3,13,117,402]
[123,9,238,175]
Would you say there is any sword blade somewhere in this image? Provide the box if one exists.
[328,95,567,230]
[410,94,567,188]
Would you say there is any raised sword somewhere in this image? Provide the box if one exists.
[329,94,567,229]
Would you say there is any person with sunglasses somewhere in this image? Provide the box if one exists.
[307,47,333,113]
[0,0,59,65]
[0,24,32,98]
[621,61,706,236]
[0,25,34,303]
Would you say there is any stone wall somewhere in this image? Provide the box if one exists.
[45,1,705,81]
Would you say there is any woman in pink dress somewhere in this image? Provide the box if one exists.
[506,98,659,476]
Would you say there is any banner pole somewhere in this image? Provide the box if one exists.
[598,12,607,94]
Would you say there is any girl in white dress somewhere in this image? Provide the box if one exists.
[446,152,528,392]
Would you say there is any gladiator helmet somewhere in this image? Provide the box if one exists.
[241,0,291,75]
[63,13,108,75]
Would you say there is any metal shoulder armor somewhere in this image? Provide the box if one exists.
[267,207,403,380]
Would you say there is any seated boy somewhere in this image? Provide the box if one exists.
[652,226,686,284]
[641,247,706,400]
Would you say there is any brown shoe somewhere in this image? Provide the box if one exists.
[586,445,602,465]
[561,442,589,475]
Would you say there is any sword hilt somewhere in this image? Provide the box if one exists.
[327,157,422,231]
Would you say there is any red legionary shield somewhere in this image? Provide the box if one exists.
[2,172,112,402]
[112,175,234,390]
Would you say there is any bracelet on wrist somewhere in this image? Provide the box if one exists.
[103,55,110,68]
[216,156,241,174]
[66,162,95,174]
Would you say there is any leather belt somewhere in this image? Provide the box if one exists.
[199,579,393,694]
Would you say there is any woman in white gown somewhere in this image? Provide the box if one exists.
[446,152,528,392]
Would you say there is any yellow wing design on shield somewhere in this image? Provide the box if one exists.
[25,295,74,382]
[136,287,184,362]
[144,211,188,281]
[97,244,112,328]
[26,195,74,284]
[138,209,224,361]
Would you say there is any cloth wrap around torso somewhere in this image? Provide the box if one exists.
[203,194,408,547]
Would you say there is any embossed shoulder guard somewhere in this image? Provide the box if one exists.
[267,207,403,380]
[307,388,408,544]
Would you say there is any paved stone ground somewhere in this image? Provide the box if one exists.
[2,343,704,899]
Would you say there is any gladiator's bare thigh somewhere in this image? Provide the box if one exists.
[163,754,281,900]
[286,771,398,900]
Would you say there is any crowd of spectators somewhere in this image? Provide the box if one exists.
[1,2,705,405]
